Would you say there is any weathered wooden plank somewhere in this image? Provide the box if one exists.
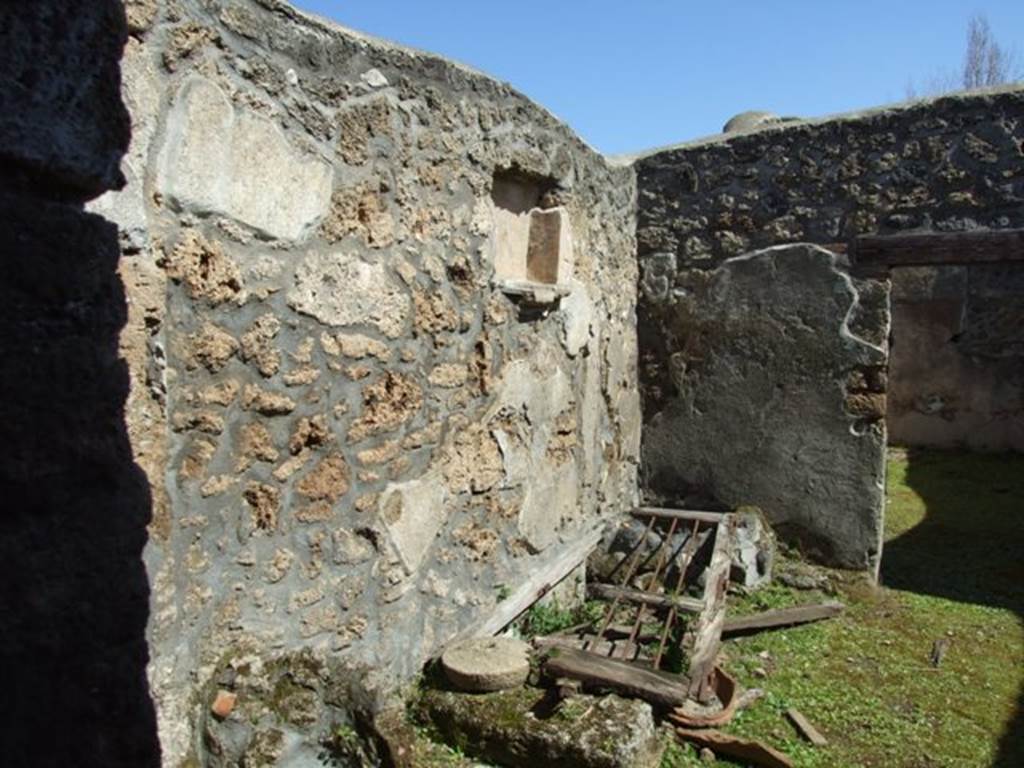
[633,507,727,523]
[721,602,844,637]
[450,525,604,644]
[674,728,794,768]
[533,635,632,660]
[543,647,692,709]
[587,583,705,614]
[686,514,736,701]
[786,707,828,747]
[620,516,680,660]
[852,229,1024,267]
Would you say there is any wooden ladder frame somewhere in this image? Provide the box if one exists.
[586,507,737,702]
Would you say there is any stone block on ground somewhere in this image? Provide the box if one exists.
[418,686,664,768]
[441,637,531,693]
[730,507,775,589]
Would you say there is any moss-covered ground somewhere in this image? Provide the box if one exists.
[664,448,1024,768]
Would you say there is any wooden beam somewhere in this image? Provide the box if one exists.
[533,635,626,659]
[543,647,692,709]
[686,514,736,701]
[633,507,727,524]
[674,728,794,768]
[721,602,844,637]
[587,583,705,614]
[852,229,1024,268]
[786,708,829,747]
[449,525,604,644]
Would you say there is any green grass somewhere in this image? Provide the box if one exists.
[517,599,606,638]
[662,448,1024,768]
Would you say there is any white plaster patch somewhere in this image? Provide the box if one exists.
[580,335,605,484]
[493,357,572,427]
[560,279,593,356]
[360,68,389,88]
[287,250,410,338]
[86,38,160,250]
[155,76,333,242]
[379,473,448,575]
[518,460,578,552]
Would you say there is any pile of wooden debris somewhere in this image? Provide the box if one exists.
[431,507,844,767]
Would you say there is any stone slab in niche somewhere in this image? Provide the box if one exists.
[490,172,573,303]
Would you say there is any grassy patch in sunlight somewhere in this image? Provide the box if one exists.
[662,448,1024,768]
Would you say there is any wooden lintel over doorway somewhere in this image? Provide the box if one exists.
[850,228,1024,268]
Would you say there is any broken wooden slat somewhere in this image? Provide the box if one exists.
[686,514,736,701]
[543,647,692,709]
[533,635,634,660]
[852,228,1024,268]
[930,637,951,668]
[604,624,660,642]
[674,728,794,768]
[452,525,604,644]
[633,507,727,524]
[654,518,702,669]
[588,515,658,653]
[622,516,679,659]
[786,707,828,747]
[587,583,704,614]
[721,602,844,637]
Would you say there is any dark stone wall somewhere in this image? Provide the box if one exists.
[633,87,1024,570]
[636,89,1024,270]
[0,2,159,766]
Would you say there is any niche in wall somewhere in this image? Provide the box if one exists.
[490,169,573,304]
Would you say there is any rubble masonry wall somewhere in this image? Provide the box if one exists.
[633,88,1024,571]
[86,0,640,763]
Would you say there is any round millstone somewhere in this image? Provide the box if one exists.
[441,637,531,692]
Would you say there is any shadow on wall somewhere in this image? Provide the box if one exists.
[882,448,1024,768]
[0,2,160,766]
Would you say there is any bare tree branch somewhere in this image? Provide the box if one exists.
[963,14,1014,89]
[907,13,1019,100]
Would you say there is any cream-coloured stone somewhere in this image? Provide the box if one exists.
[561,279,593,356]
[156,76,333,242]
[519,460,578,552]
[580,335,605,485]
[331,332,392,361]
[490,206,574,289]
[604,326,642,460]
[287,251,410,338]
[360,68,389,88]
[492,356,572,428]
[490,352,574,495]
[428,362,468,388]
[86,38,160,250]
[378,473,448,575]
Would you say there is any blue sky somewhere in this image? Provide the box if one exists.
[291,1,1023,155]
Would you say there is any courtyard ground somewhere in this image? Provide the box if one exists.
[410,448,1024,768]
[662,447,1024,768]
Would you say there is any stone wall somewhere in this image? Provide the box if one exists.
[889,264,1024,451]
[633,87,1024,572]
[91,1,639,763]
